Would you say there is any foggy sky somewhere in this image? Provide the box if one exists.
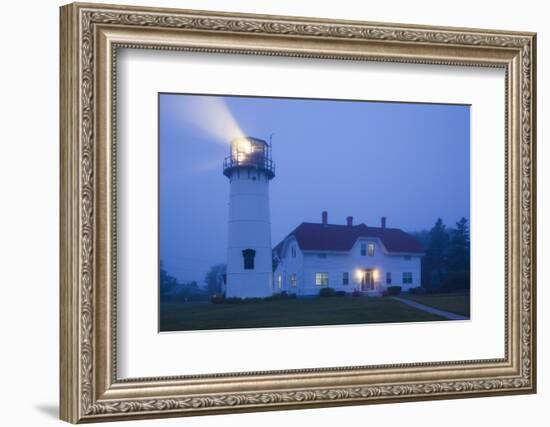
[159,94,470,283]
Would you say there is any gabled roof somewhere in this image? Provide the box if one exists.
[274,222,424,255]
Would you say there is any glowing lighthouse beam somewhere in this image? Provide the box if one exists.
[177,96,246,145]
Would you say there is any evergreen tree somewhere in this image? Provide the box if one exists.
[444,217,470,290]
[423,218,449,289]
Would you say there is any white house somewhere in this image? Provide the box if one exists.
[273,211,424,295]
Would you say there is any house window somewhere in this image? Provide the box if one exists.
[315,272,329,286]
[403,272,413,284]
[360,243,367,256]
[242,249,256,270]
[277,274,282,289]
[404,255,411,260]
[291,245,297,258]
[368,243,375,256]
[386,272,392,284]
[291,273,297,287]
[342,272,349,285]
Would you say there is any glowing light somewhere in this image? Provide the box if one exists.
[372,269,380,281]
[171,96,246,145]
[355,269,365,281]
[233,138,253,163]
[236,138,252,154]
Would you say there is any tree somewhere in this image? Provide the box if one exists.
[159,260,178,296]
[205,264,226,295]
[422,218,450,289]
[444,217,470,290]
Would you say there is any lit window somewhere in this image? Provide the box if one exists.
[342,272,349,285]
[315,272,329,286]
[403,272,413,284]
[360,243,367,256]
[368,244,375,256]
[291,246,296,258]
[277,274,282,289]
[291,273,297,287]
[242,249,256,270]
[386,272,392,285]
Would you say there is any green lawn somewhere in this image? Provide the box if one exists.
[401,292,470,317]
[160,296,447,332]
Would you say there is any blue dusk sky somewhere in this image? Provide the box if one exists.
[159,93,470,283]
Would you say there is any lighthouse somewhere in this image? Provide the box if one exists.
[223,136,276,298]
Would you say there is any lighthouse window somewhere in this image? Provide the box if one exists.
[242,249,256,270]
[290,273,297,287]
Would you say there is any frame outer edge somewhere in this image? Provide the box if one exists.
[60,3,81,424]
[529,33,537,393]
[60,2,537,422]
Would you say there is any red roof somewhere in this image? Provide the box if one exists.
[275,222,424,255]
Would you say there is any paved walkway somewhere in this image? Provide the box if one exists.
[392,297,469,321]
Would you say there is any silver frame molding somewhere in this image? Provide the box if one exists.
[60,2,536,423]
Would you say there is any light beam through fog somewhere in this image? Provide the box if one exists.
[174,95,246,145]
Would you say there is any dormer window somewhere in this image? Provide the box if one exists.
[361,242,374,256]
[242,249,256,270]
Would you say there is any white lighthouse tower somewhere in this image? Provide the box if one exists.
[223,136,275,298]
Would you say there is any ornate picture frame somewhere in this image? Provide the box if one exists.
[60,2,536,423]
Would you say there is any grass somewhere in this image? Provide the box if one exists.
[400,291,470,317]
[159,296,448,332]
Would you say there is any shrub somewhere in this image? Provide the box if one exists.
[335,290,347,297]
[381,290,390,297]
[387,286,402,296]
[351,289,362,297]
[210,293,225,304]
[270,291,290,300]
[319,287,336,297]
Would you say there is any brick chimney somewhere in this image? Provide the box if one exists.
[322,210,328,226]
[346,216,353,226]
[381,216,386,229]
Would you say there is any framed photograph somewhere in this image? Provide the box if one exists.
[60,2,537,423]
